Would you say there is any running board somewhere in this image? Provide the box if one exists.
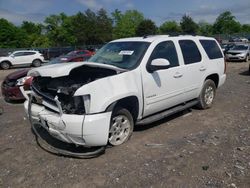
[136,99,198,125]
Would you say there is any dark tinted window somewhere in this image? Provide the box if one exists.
[23,52,36,56]
[179,40,201,64]
[13,52,24,57]
[149,41,179,68]
[200,40,223,59]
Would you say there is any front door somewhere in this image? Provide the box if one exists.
[142,41,186,117]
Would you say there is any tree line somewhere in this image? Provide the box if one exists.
[0,9,250,48]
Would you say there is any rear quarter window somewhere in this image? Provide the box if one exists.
[199,40,223,59]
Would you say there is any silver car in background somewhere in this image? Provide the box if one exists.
[225,44,250,62]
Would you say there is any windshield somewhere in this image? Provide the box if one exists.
[89,41,150,69]
[232,45,248,50]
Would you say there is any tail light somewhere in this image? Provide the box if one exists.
[224,57,227,74]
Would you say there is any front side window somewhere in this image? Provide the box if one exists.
[89,42,150,70]
[149,41,179,68]
[179,40,201,64]
[13,52,24,57]
[200,40,223,59]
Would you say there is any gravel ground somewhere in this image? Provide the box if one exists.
[0,62,250,188]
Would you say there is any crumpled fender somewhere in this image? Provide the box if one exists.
[74,69,143,116]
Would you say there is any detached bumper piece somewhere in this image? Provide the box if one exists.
[31,122,106,159]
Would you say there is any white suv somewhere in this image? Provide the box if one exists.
[23,35,226,152]
[0,50,44,69]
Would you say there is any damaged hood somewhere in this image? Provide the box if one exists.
[28,62,126,78]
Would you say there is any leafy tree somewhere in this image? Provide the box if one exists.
[198,21,213,36]
[135,19,157,36]
[112,10,144,38]
[241,24,250,34]
[21,21,42,35]
[0,18,26,48]
[44,13,76,46]
[213,11,241,34]
[159,21,181,34]
[96,8,113,43]
[180,15,199,34]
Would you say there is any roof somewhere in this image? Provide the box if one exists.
[112,35,216,43]
[12,50,39,53]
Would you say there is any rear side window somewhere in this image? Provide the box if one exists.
[179,40,201,64]
[23,52,36,56]
[200,40,223,59]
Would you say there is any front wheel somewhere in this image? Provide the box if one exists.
[108,108,134,146]
[1,61,10,70]
[197,79,216,109]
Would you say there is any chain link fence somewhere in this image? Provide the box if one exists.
[0,44,104,60]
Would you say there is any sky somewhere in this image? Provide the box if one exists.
[0,0,250,26]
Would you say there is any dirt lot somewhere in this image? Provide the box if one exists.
[0,62,250,188]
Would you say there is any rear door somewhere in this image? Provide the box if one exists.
[178,39,205,100]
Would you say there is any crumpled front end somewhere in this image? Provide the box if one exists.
[23,65,117,147]
[24,92,111,146]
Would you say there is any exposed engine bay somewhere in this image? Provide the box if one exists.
[31,65,118,114]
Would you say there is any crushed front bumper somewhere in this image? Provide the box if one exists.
[24,94,112,147]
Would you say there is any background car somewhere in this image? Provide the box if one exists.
[1,69,30,101]
[225,44,250,62]
[0,50,44,70]
[220,43,235,54]
[59,49,95,62]
[1,50,92,102]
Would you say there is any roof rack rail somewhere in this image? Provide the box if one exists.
[143,35,169,39]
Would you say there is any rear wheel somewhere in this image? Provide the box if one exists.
[108,108,134,146]
[197,79,216,109]
[32,59,41,67]
[0,61,10,70]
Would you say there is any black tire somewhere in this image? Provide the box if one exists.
[32,59,42,67]
[0,61,10,70]
[108,108,134,146]
[197,79,216,109]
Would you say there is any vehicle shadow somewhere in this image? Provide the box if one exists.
[4,98,25,104]
[134,108,193,132]
[239,70,250,76]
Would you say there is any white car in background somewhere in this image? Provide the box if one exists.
[225,44,250,62]
[0,50,44,70]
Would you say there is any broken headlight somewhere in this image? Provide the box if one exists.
[82,95,91,114]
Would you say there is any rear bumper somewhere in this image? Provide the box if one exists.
[218,74,226,88]
[24,98,112,147]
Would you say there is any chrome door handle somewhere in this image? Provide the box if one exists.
[199,67,206,71]
[174,73,183,78]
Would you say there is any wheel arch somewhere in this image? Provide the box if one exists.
[205,73,219,88]
[32,58,42,63]
[1,60,12,66]
[105,96,140,122]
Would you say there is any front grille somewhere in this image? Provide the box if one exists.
[31,83,57,107]
[227,52,240,55]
